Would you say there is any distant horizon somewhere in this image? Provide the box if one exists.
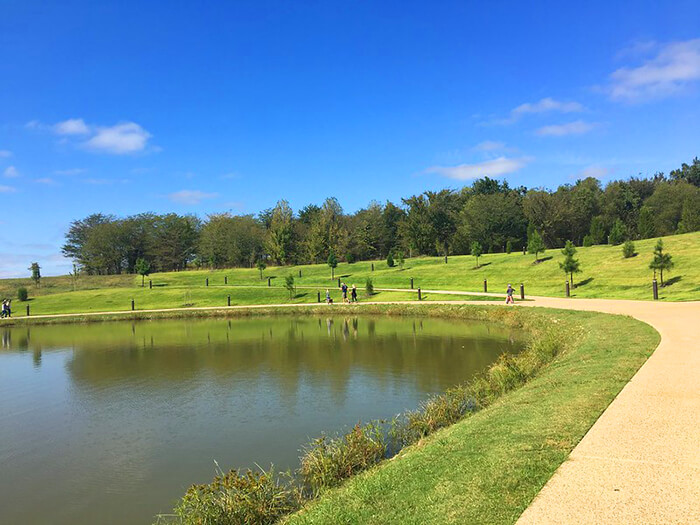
[2,1,700,277]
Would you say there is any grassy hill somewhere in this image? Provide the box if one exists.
[1,232,697,316]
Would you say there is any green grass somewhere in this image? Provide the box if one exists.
[280,306,659,525]
[0,232,697,318]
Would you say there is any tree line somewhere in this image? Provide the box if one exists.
[62,157,700,275]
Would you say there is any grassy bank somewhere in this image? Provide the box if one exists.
[277,306,659,525]
[149,304,658,525]
[1,233,697,315]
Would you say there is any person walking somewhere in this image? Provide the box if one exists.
[351,284,358,302]
[505,283,515,305]
[325,289,333,304]
[341,282,348,303]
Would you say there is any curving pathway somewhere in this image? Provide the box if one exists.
[3,291,699,523]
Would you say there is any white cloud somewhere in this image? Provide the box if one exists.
[425,156,530,180]
[3,166,20,178]
[472,141,506,152]
[0,150,11,158]
[575,165,611,179]
[609,39,700,101]
[220,172,240,180]
[54,168,86,175]
[35,177,57,185]
[84,122,152,154]
[512,97,585,117]
[168,189,218,205]
[0,185,16,193]
[54,118,90,135]
[536,120,595,136]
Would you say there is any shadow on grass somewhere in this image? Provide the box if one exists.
[339,274,352,278]
[663,276,682,287]
[294,292,308,299]
[576,277,594,288]
[152,283,168,287]
[472,262,492,270]
[533,256,553,264]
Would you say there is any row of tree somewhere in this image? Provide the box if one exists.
[62,158,700,275]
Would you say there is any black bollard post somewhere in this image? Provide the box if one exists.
[337,278,341,288]
[131,299,135,311]
[417,287,422,301]
[267,277,271,287]
[224,276,228,285]
[565,281,570,297]
[483,279,487,293]
[227,295,231,307]
[26,305,30,316]
[317,291,321,303]
[520,283,525,300]
[149,279,152,289]
[410,277,414,289]
[444,255,448,264]
[371,263,374,272]
[653,279,658,300]
[523,246,526,255]
[299,269,302,278]
[206,278,209,287]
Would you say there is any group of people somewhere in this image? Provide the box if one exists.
[1,299,11,318]
[325,282,358,304]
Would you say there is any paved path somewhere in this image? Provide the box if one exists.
[2,291,698,523]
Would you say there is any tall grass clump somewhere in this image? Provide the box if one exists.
[390,319,569,449]
[300,422,386,495]
[157,466,302,525]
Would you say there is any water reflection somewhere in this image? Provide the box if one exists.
[0,316,524,525]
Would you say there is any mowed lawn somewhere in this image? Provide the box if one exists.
[1,232,697,315]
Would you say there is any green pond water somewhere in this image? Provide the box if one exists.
[0,315,524,524]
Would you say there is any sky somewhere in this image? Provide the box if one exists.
[2,1,700,277]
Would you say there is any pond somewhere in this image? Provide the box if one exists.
[0,315,525,524]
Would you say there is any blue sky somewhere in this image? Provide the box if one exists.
[2,1,700,277]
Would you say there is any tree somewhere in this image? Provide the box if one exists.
[256,259,267,280]
[649,239,674,286]
[608,218,626,245]
[506,240,513,254]
[327,250,338,279]
[622,240,636,258]
[29,262,41,287]
[396,250,405,269]
[669,156,700,186]
[365,277,374,296]
[582,235,593,247]
[135,257,151,287]
[470,241,482,268]
[589,215,607,245]
[527,231,545,262]
[264,200,295,264]
[284,274,296,299]
[386,251,395,268]
[559,241,581,287]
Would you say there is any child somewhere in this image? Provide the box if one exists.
[505,284,514,305]
[325,289,333,304]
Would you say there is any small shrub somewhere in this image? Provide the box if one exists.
[386,252,395,268]
[346,253,356,264]
[582,235,593,247]
[365,277,374,296]
[622,240,636,258]
[300,422,386,494]
[168,466,302,525]
[505,240,513,254]
[17,287,28,301]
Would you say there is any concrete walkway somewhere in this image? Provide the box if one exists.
[2,291,698,522]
